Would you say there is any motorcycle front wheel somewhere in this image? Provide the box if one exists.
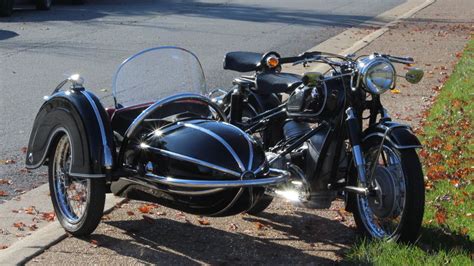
[351,142,425,243]
[48,133,105,236]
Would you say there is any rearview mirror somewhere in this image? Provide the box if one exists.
[405,67,424,84]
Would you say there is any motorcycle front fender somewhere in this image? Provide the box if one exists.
[25,90,115,178]
[362,121,422,149]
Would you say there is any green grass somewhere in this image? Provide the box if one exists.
[344,39,474,265]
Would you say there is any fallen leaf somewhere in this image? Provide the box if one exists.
[20,147,27,154]
[126,211,135,216]
[28,224,38,231]
[197,218,210,226]
[435,209,447,225]
[13,222,26,230]
[254,222,266,230]
[0,245,8,250]
[459,227,469,236]
[391,89,401,94]
[41,212,55,222]
[175,212,186,219]
[0,179,12,185]
[138,204,154,214]
[24,206,37,215]
[4,159,16,165]
[156,211,167,216]
[90,239,100,248]
[0,191,9,197]
[229,223,238,231]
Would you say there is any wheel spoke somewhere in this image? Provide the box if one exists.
[52,135,89,224]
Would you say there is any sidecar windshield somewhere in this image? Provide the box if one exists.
[112,46,207,108]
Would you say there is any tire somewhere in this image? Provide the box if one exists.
[351,142,425,243]
[0,0,14,17]
[48,133,105,236]
[246,194,273,215]
[35,0,51,10]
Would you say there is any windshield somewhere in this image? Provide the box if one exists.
[112,46,207,108]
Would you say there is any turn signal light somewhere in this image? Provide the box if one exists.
[266,56,279,68]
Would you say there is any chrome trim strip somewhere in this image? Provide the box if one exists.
[81,91,113,169]
[144,168,288,188]
[167,188,225,196]
[69,173,106,178]
[144,146,241,177]
[222,122,255,171]
[181,122,246,172]
[124,93,227,139]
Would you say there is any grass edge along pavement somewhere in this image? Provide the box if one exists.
[344,38,474,265]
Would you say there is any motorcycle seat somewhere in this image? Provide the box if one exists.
[254,73,302,94]
[223,51,263,72]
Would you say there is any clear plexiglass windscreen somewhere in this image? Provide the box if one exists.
[112,46,207,108]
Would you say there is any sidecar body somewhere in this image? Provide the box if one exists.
[26,47,287,217]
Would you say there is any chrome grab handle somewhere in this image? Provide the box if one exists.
[145,168,289,189]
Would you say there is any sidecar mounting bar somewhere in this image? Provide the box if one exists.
[144,168,289,188]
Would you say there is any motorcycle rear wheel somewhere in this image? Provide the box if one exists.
[352,142,424,243]
[48,133,105,236]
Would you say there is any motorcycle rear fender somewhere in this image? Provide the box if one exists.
[247,91,280,113]
[362,121,422,149]
[25,90,115,178]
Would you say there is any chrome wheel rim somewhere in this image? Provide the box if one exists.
[52,135,89,224]
[356,145,406,239]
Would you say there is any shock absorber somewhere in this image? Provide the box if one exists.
[229,87,243,124]
[345,107,367,186]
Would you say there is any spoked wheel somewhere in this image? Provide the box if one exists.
[49,133,105,236]
[352,142,424,243]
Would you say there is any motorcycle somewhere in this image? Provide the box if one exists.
[25,46,289,236]
[210,50,426,242]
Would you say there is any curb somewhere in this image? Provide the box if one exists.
[0,189,124,265]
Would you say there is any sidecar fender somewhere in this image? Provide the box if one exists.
[362,121,422,149]
[25,90,115,178]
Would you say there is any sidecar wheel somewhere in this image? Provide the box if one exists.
[48,133,105,236]
[246,194,273,215]
[351,143,424,243]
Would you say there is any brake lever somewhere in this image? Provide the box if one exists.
[383,54,414,64]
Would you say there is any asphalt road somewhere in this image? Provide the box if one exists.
[0,0,404,197]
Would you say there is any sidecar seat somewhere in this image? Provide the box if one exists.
[223,51,263,72]
[253,72,302,94]
[107,103,153,138]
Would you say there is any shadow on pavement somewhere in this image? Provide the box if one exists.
[0,30,19,40]
[86,211,354,264]
[2,0,386,28]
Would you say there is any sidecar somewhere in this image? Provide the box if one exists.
[25,47,288,236]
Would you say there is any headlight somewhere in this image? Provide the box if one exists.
[357,56,396,94]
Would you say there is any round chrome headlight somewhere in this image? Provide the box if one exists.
[357,56,396,94]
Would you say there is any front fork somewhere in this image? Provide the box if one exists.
[345,107,392,195]
[345,108,367,188]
